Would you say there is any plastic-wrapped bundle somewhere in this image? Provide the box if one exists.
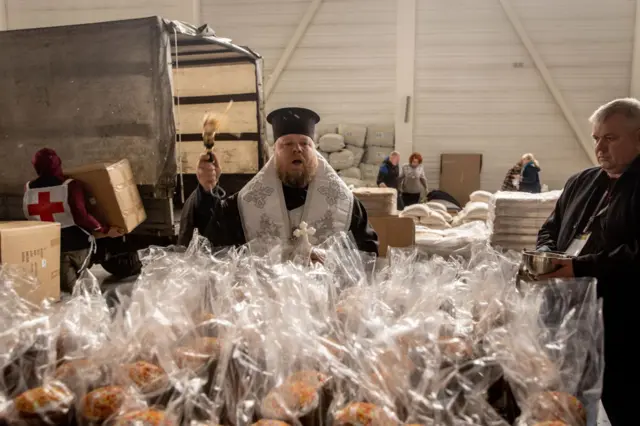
[352,188,398,217]
[338,167,362,180]
[318,134,345,153]
[345,145,365,166]
[364,146,391,166]
[400,205,450,230]
[415,221,491,259]
[338,124,367,148]
[329,150,355,171]
[489,191,562,251]
[359,163,379,182]
[0,224,605,426]
[365,125,394,148]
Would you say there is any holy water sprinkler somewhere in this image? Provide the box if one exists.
[202,113,221,163]
[202,101,233,163]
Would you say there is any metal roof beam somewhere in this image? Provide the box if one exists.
[265,0,323,101]
[498,0,597,166]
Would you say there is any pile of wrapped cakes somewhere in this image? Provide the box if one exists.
[0,231,601,426]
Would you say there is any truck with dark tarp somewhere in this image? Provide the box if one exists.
[0,17,268,277]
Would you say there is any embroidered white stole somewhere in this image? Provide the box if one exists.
[237,153,354,244]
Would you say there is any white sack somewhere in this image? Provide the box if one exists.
[341,177,365,188]
[339,167,362,180]
[364,146,391,165]
[318,150,330,161]
[329,149,355,171]
[339,124,367,147]
[419,218,451,230]
[464,201,489,220]
[318,133,345,153]
[365,125,395,147]
[315,123,338,140]
[469,190,492,204]
[426,202,446,213]
[400,204,432,218]
[359,163,379,181]
[346,144,365,166]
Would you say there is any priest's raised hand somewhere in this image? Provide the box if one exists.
[196,152,222,192]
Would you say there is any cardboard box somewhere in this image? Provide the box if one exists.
[66,159,146,233]
[0,221,61,304]
[440,154,483,206]
[369,216,415,257]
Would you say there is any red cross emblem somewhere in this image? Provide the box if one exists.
[27,192,65,222]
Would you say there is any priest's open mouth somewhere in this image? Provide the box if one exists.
[292,160,303,165]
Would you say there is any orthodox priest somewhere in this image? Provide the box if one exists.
[179,107,379,255]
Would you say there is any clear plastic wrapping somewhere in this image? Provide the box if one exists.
[0,227,604,426]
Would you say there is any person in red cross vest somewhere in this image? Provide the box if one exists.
[23,148,123,294]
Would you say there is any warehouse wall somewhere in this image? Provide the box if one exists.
[415,0,634,190]
[3,0,195,28]
[202,0,397,127]
[2,0,637,191]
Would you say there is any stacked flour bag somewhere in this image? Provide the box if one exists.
[450,191,492,227]
[400,203,452,229]
[360,124,395,187]
[316,124,367,187]
[415,221,491,259]
[489,190,562,251]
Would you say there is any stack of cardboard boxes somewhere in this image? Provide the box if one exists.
[0,159,146,304]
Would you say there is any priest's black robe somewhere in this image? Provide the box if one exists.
[179,184,379,256]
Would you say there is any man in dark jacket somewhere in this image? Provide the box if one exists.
[536,98,640,425]
[377,151,403,210]
[24,148,122,293]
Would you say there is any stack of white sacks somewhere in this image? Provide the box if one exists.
[450,191,492,226]
[316,124,395,188]
[489,190,563,251]
[400,202,453,229]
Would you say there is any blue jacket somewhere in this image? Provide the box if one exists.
[519,162,541,193]
[376,157,399,189]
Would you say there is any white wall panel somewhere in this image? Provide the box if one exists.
[5,0,193,29]
[202,0,396,128]
[414,0,634,192]
[3,0,636,192]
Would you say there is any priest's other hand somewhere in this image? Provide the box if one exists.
[537,258,575,279]
[197,152,221,192]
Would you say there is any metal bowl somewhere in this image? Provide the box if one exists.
[521,251,572,276]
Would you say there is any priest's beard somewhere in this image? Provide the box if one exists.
[276,156,318,188]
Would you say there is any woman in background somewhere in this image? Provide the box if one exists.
[501,161,522,191]
[519,153,541,193]
[399,152,428,207]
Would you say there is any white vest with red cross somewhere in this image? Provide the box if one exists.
[23,179,77,228]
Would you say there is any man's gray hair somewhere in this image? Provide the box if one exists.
[589,97,640,126]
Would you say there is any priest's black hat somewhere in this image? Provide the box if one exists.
[267,107,320,141]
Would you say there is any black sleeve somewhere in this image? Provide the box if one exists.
[193,185,224,238]
[349,198,379,256]
[376,165,388,186]
[536,175,574,252]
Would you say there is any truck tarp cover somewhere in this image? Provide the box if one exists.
[0,17,178,195]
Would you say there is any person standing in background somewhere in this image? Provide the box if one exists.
[501,160,523,191]
[24,148,122,293]
[519,153,542,193]
[377,151,404,210]
[399,152,428,207]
